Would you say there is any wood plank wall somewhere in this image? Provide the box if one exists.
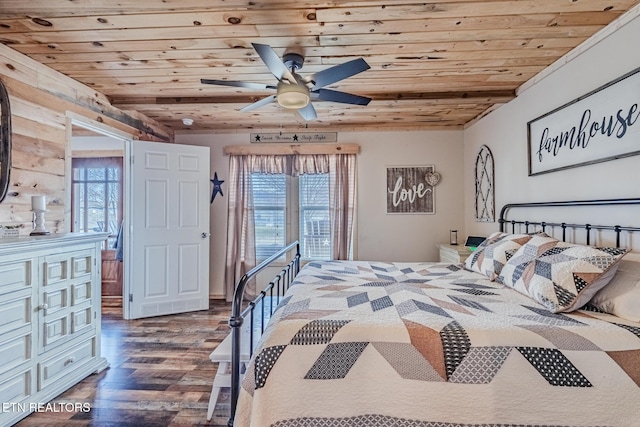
[0,44,174,235]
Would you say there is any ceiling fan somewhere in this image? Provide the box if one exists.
[201,43,371,121]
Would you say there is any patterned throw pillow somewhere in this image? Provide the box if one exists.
[497,234,559,286]
[464,231,533,280]
[499,237,629,313]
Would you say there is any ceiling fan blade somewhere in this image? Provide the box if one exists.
[313,88,371,106]
[240,94,277,112]
[306,58,370,89]
[297,103,317,121]
[200,79,276,91]
[252,43,296,83]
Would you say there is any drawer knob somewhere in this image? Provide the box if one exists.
[67,357,75,364]
[38,303,49,311]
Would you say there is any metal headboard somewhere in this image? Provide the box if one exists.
[498,198,640,248]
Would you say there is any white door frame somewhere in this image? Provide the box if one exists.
[66,114,133,319]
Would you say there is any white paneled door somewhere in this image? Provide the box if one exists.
[124,140,210,319]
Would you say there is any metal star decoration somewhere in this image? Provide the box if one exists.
[210,172,224,203]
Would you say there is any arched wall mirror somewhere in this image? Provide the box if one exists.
[0,79,11,203]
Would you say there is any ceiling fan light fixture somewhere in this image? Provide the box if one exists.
[277,83,310,109]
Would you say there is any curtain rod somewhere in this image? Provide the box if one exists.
[223,143,360,156]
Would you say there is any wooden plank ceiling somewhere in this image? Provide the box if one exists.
[1,0,638,132]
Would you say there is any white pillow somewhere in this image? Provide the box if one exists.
[589,252,640,322]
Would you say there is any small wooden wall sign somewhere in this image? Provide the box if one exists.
[386,166,437,214]
[251,132,337,143]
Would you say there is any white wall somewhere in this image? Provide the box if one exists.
[463,12,640,243]
[355,131,464,261]
[176,130,464,298]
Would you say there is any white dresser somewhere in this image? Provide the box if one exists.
[0,233,109,425]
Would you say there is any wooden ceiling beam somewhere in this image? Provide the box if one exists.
[27,46,572,65]
[11,36,588,56]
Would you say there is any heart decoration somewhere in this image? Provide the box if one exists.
[425,171,441,187]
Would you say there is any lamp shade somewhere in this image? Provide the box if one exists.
[276,82,310,109]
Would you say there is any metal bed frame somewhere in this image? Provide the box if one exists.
[227,241,301,426]
[224,197,640,426]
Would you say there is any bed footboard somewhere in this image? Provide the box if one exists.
[227,241,300,426]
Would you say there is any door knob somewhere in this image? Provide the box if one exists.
[201,232,210,239]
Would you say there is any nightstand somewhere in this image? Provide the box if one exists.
[436,243,473,263]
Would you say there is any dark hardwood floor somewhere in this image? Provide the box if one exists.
[15,298,233,427]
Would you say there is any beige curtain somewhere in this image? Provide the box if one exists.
[292,154,330,176]
[329,154,356,260]
[224,153,356,300]
[224,156,256,302]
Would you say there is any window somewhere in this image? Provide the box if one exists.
[299,174,330,260]
[252,173,330,261]
[71,157,123,250]
[252,174,287,260]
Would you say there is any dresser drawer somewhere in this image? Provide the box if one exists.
[0,291,32,339]
[0,333,32,375]
[38,337,96,390]
[0,367,33,405]
[0,259,33,295]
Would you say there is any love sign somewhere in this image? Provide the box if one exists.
[386,166,437,214]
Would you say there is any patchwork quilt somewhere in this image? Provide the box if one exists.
[234,261,640,427]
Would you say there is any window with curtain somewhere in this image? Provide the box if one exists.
[225,150,356,301]
[252,172,330,261]
[71,157,123,250]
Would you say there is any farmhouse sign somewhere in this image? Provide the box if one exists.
[386,166,438,214]
[528,66,640,176]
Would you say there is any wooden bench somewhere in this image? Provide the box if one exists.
[207,297,275,421]
[206,329,251,420]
